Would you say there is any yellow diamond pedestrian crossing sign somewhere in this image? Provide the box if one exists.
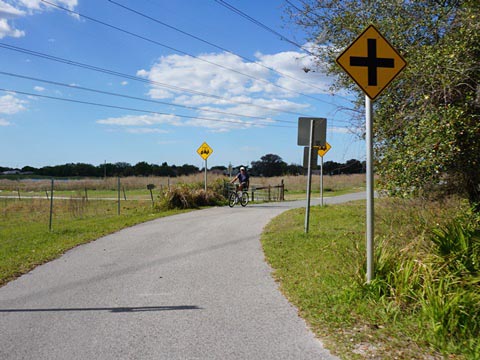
[197,142,213,160]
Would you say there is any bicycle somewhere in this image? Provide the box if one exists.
[228,186,249,207]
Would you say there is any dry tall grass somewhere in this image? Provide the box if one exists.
[0,173,365,193]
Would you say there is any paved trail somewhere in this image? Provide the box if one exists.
[0,193,365,359]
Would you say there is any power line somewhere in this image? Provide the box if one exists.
[0,88,295,128]
[213,0,314,56]
[0,71,299,125]
[40,0,335,106]
[0,42,315,118]
[107,0,332,96]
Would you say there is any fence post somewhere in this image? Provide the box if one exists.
[84,187,88,201]
[147,184,155,207]
[268,185,271,202]
[17,188,20,200]
[117,177,121,215]
[281,179,284,201]
[49,178,54,231]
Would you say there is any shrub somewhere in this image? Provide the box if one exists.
[368,203,480,356]
[155,185,225,210]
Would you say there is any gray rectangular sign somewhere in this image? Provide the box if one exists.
[303,147,318,168]
[297,117,327,147]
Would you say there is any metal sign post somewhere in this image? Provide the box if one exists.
[298,117,326,234]
[336,25,406,283]
[320,155,324,207]
[204,158,207,192]
[365,96,374,282]
[318,142,331,207]
[304,119,314,233]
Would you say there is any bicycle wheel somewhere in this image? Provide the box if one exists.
[228,192,237,207]
[240,192,249,207]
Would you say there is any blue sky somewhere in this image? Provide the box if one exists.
[0,0,364,169]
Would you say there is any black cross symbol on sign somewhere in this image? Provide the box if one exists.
[350,39,394,86]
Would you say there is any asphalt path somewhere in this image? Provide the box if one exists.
[0,192,365,359]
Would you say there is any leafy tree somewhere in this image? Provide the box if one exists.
[112,162,133,177]
[176,164,200,176]
[250,154,288,177]
[21,166,37,173]
[210,165,227,172]
[285,163,304,175]
[286,0,480,204]
[133,161,152,176]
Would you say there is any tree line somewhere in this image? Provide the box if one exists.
[0,154,365,178]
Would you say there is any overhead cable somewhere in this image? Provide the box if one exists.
[40,0,336,106]
[0,71,300,125]
[0,88,295,128]
[107,0,333,96]
[213,0,314,56]
[0,42,316,118]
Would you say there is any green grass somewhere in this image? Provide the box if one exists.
[0,188,163,200]
[0,198,189,286]
[283,187,364,200]
[261,198,479,359]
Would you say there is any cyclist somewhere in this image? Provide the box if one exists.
[230,166,249,192]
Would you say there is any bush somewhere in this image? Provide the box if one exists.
[368,204,480,357]
[155,185,225,210]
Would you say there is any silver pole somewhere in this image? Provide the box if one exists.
[304,119,314,233]
[204,159,207,192]
[320,155,324,207]
[366,95,374,283]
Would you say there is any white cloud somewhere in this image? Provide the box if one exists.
[97,114,179,127]
[255,50,332,94]
[0,94,27,114]
[121,81,128,86]
[0,118,11,126]
[96,111,259,134]
[125,128,168,134]
[329,126,351,134]
[18,0,78,11]
[34,86,45,92]
[0,1,25,18]
[106,49,338,134]
[142,50,333,102]
[0,0,78,39]
[0,18,25,38]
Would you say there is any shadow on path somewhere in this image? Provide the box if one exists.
[0,305,201,313]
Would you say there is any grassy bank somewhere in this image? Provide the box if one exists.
[0,198,191,287]
[261,197,479,359]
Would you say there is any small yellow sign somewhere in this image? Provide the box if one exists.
[318,142,331,157]
[197,142,213,160]
[336,25,407,100]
